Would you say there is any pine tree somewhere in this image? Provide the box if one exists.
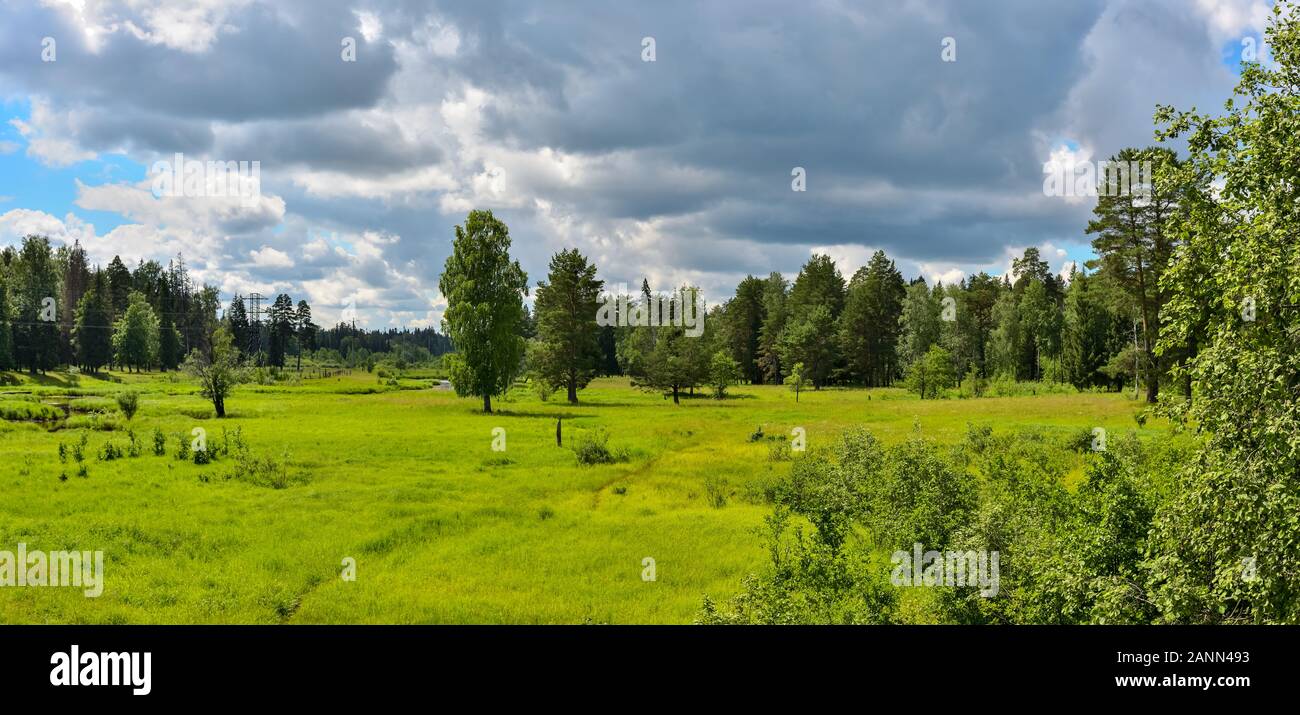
[227,296,251,358]
[106,256,132,319]
[268,294,294,368]
[534,249,604,403]
[295,300,314,371]
[14,236,61,374]
[74,271,113,373]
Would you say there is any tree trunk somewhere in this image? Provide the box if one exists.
[214,396,225,418]
[567,382,577,403]
[672,385,679,404]
[483,394,492,413]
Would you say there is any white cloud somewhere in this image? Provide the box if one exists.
[250,246,293,269]
[9,100,96,167]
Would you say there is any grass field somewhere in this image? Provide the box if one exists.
[0,370,1163,624]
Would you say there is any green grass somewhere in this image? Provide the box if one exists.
[0,369,1163,624]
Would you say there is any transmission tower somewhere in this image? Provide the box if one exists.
[247,292,265,362]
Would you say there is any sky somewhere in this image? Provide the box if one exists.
[0,0,1275,329]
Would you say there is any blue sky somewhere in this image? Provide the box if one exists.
[0,0,1273,328]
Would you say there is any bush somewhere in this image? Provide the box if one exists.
[229,448,303,489]
[115,391,140,420]
[572,429,628,465]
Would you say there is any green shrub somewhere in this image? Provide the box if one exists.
[116,391,140,420]
[572,429,628,465]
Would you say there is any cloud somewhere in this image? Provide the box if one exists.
[250,246,294,269]
[0,0,1273,326]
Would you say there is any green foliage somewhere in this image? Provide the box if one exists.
[1142,0,1300,623]
[112,291,160,372]
[782,361,806,402]
[708,350,741,399]
[115,391,139,420]
[571,428,628,466]
[837,251,907,386]
[438,210,529,413]
[534,248,604,403]
[183,325,246,418]
[904,345,956,399]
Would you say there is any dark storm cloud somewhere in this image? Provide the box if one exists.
[0,0,1254,323]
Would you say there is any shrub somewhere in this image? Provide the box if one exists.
[115,391,140,420]
[573,429,626,465]
[98,441,123,461]
[152,428,166,456]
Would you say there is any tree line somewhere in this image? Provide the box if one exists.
[0,238,221,374]
[0,237,327,375]
[440,146,1191,410]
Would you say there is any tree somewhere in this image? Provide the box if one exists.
[227,296,251,358]
[898,279,940,371]
[59,240,91,365]
[1018,279,1061,380]
[787,254,846,320]
[158,317,182,371]
[1086,147,1182,403]
[0,279,13,370]
[112,291,160,372]
[438,210,529,413]
[1143,2,1300,622]
[723,276,767,383]
[784,361,806,402]
[533,248,604,403]
[779,305,836,388]
[639,288,709,404]
[962,272,1003,378]
[106,256,132,319]
[74,272,113,373]
[268,293,295,368]
[987,288,1022,379]
[14,236,61,374]
[904,345,956,399]
[184,325,246,418]
[1061,266,1117,388]
[756,272,788,384]
[295,300,315,371]
[708,350,741,399]
[838,251,905,386]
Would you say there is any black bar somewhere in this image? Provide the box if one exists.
[0,625,1286,703]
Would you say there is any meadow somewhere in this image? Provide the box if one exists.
[0,370,1162,624]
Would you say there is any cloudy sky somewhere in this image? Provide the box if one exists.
[0,0,1272,329]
